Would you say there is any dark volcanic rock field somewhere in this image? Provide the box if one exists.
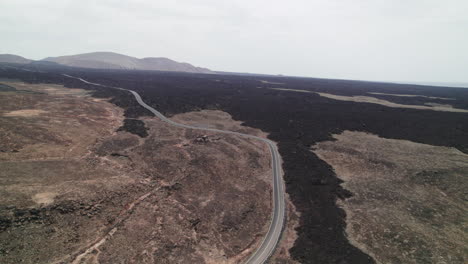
[2,65,468,263]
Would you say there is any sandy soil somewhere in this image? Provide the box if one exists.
[312,131,468,264]
[171,109,267,138]
[3,109,48,117]
[269,88,468,113]
[367,92,454,100]
[260,80,284,85]
[316,92,468,113]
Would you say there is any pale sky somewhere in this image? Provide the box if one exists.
[1,0,467,82]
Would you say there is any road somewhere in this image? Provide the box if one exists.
[62,74,286,264]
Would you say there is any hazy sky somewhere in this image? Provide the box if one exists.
[1,0,467,82]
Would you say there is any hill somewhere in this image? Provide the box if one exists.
[0,54,32,64]
[42,52,213,73]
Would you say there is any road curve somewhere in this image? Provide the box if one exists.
[62,74,286,264]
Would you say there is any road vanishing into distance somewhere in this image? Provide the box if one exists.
[62,74,286,264]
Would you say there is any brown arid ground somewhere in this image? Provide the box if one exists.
[268,88,468,113]
[269,197,300,264]
[312,131,468,264]
[259,80,284,85]
[367,92,454,100]
[0,81,280,263]
[172,110,300,264]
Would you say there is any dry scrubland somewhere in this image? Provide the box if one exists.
[3,66,468,263]
[0,81,274,263]
[313,131,468,264]
[270,88,468,113]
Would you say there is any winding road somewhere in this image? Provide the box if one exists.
[62,74,286,264]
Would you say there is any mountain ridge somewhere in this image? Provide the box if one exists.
[0,52,213,74]
[0,54,32,64]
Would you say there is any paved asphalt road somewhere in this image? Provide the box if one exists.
[63,74,286,264]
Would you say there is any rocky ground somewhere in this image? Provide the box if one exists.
[312,131,468,264]
[0,81,275,263]
[4,66,468,263]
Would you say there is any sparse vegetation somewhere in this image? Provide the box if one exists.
[0,80,272,263]
[2,65,468,263]
[313,131,468,264]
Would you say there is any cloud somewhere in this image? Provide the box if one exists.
[1,0,467,82]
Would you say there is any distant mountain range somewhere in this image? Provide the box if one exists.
[0,54,33,64]
[0,52,213,74]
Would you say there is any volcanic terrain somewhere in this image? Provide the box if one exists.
[1,64,468,263]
